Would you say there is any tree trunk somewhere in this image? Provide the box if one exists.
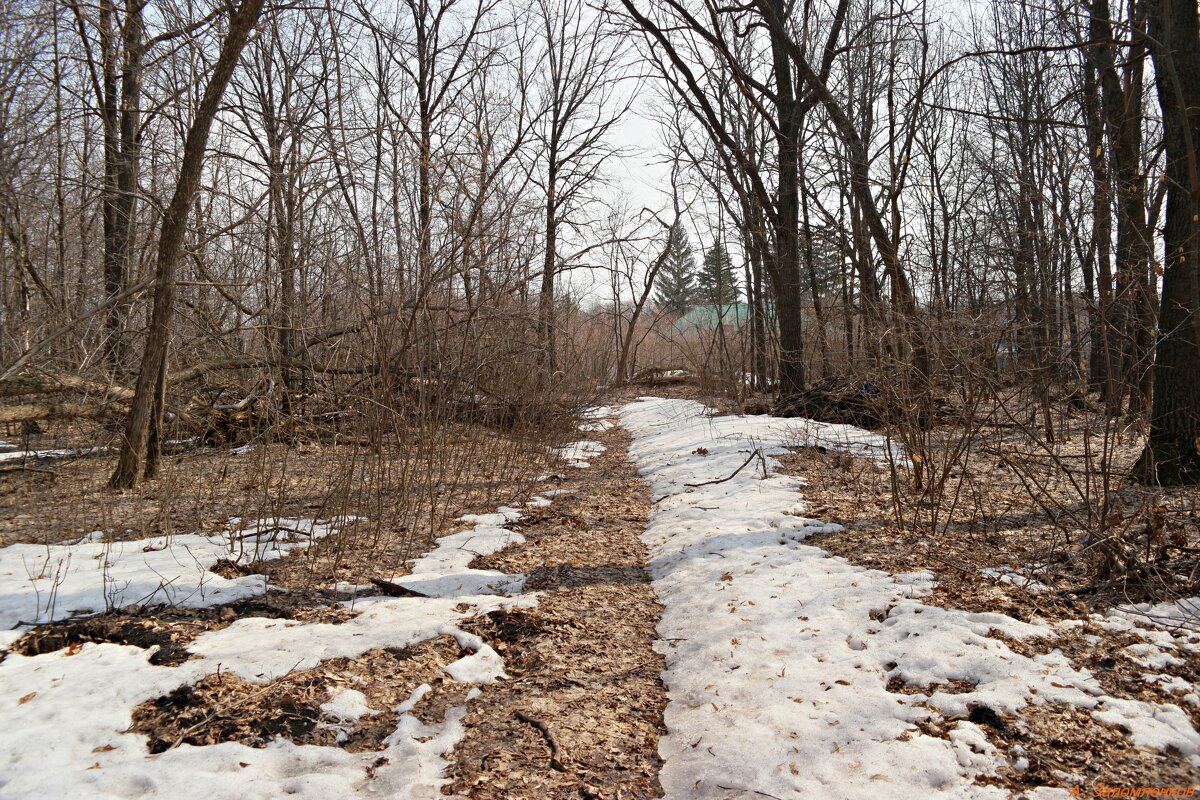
[110,0,267,489]
[1135,0,1200,483]
[538,170,558,373]
[800,164,830,378]
[766,0,805,397]
[1090,0,1153,415]
[1080,61,1116,397]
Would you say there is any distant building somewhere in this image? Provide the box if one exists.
[669,304,756,334]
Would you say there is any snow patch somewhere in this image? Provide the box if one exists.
[0,496,545,798]
[0,446,108,464]
[979,567,1051,594]
[0,517,354,628]
[620,397,1200,800]
[551,439,606,469]
[320,689,377,721]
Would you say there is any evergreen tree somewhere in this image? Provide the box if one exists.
[806,226,842,297]
[654,225,698,314]
[697,240,740,307]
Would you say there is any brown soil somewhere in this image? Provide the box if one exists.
[445,423,668,800]
[10,590,355,666]
[128,636,475,753]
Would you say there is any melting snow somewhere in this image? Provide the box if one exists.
[979,567,1052,594]
[620,397,1200,799]
[0,446,109,464]
[551,439,606,469]
[321,689,377,721]
[0,502,542,798]
[0,517,354,628]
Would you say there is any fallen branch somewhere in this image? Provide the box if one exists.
[628,366,694,387]
[0,465,58,478]
[684,448,765,488]
[0,371,136,402]
[368,577,429,598]
[715,785,785,800]
[515,710,566,771]
[0,401,126,424]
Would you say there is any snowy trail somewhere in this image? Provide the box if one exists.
[620,397,1200,800]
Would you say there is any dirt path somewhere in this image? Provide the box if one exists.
[445,421,668,799]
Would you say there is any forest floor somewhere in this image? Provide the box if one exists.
[0,392,1198,799]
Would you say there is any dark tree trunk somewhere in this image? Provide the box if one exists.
[1136,0,1200,483]
[1091,0,1154,415]
[110,0,267,489]
[1081,61,1115,396]
[538,168,558,373]
[800,163,830,378]
[764,0,805,397]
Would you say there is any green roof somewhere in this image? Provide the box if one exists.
[670,304,754,332]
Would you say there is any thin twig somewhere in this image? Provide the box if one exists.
[715,785,785,800]
[684,448,763,488]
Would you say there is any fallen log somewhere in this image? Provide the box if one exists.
[775,377,952,430]
[774,378,888,429]
[0,401,126,424]
[0,372,136,402]
[629,367,695,386]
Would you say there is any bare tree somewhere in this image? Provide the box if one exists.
[110,0,268,488]
[531,0,627,372]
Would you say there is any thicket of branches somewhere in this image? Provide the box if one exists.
[603,0,1199,487]
[0,0,625,490]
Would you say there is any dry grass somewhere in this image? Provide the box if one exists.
[0,416,561,594]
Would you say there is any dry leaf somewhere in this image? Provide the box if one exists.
[18,691,36,705]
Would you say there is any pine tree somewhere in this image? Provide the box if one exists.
[697,240,740,307]
[654,225,697,314]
